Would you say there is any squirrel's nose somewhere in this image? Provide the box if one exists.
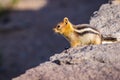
[53,28,57,32]
[53,28,55,31]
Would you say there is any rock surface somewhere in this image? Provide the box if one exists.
[90,4,120,40]
[13,43,120,80]
[0,0,108,80]
[13,3,120,80]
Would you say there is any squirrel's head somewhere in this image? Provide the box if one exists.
[53,17,73,35]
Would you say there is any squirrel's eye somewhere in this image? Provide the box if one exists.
[57,25,60,29]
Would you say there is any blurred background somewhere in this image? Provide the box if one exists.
[0,0,107,80]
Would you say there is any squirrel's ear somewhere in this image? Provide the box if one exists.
[63,17,69,24]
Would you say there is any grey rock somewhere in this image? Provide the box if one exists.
[12,3,120,80]
[90,4,120,40]
[0,0,107,80]
[13,43,120,80]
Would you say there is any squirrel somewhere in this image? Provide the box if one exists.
[53,17,117,47]
[109,0,120,5]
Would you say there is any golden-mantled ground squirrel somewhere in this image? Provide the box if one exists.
[109,0,120,5]
[53,17,117,47]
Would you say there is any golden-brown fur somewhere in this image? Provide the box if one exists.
[109,0,120,5]
[53,17,102,47]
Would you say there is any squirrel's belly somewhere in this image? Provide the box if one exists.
[79,34,101,45]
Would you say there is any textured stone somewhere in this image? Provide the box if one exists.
[90,4,120,40]
[13,3,120,80]
[13,43,120,80]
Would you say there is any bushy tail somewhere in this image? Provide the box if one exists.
[102,37,118,44]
